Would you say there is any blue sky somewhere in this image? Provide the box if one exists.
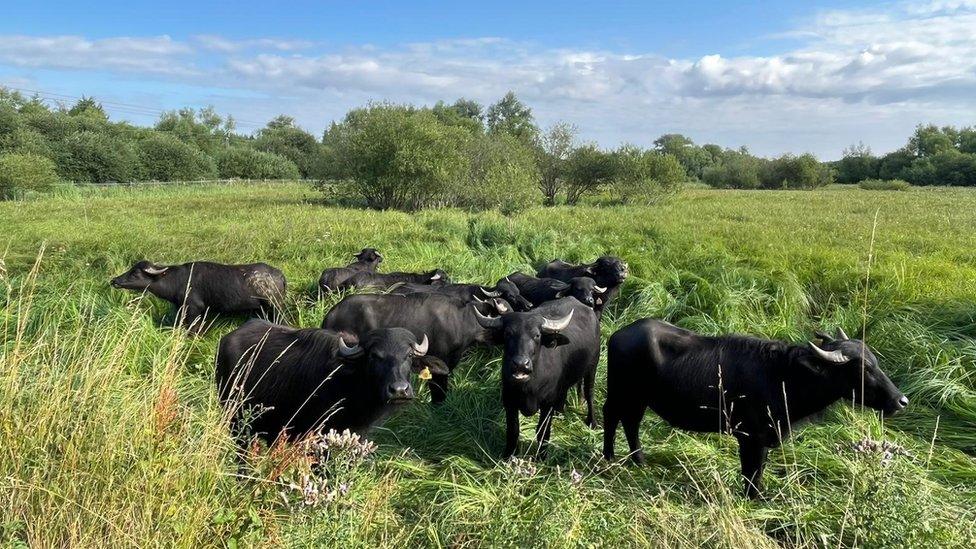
[1,1,974,158]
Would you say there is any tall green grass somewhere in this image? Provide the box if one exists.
[1,182,975,547]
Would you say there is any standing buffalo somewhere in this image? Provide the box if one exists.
[474,298,601,457]
[537,256,628,315]
[322,292,507,403]
[216,320,447,450]
[603,320,908,498]
[342,269,450,291]
[389,277,533,311]
[110,260,286,333]
[318,248,383,294]
[505,272,607,309]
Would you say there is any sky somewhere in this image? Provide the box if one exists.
[1,0,974,159]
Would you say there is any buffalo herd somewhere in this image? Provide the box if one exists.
[112,249,907,498]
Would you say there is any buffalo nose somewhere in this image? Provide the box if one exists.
[897,396,909,409]
[513,356,531,369]
[387,381,413,400]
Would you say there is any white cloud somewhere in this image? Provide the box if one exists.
[1,2,974,157]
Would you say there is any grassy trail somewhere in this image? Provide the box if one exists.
[1,182,975,547]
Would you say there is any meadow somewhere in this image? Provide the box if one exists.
[1,181,975,547]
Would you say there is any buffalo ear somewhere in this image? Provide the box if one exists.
[542,332,570,348]
[412,355,449,376]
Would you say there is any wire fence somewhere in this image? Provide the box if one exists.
[79,178,311,188]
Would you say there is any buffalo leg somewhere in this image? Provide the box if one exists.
[429,372,450,404]
[503,405,520,458]
[177,302,207,334]
[621,402,647,465]
[602,399,620,460]
[582,369,597,429]
[737,437,768,499]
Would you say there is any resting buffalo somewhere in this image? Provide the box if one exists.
[322,292,507,403]
[110,260,286,333]
[389,278,533,311]
[318,248,383,294]
[536,256,628,314]
[474,298,601,457]
[505,272,607,309]
[603,320,908,498]
[343,269,450,291]
[216,320,447,450]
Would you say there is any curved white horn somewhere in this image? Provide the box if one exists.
[808,342,849,364]
[593,285,607,293]
[430,273,442,281]
[337,337,363,358]
[472,305,503,328]
[473,295,488,303]
[481,287,501,298]
[143,265,168,275]
[836,327,850,340]
[541,309,574,333]
[412,334,429,356]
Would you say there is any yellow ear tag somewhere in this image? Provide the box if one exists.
[418,367,432,380]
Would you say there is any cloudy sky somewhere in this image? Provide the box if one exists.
[1,0,974,159]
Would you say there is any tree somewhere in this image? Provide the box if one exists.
[611,145,684,204]
[61,131,140,183]
[878,149,915,181]
[760,153,833,189]
[835,141,879,184]
[652,133,713,179]
[431,100,484,134]
[460,132,539,213]
[136,133,217,181]
[266,115,296,129]
[67,97,107,120]
[216,146,300,180]
[564,144,614,205]
[535,122,577,205]
[907,124,957,157]
[254,119,322,178]
[0,152,60,199]
[486,91,538,142]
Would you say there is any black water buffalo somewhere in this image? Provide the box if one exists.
[318,248,383,294]
[536,256,628,314]
[474,298,601,457]
[322,292,507,403]
[506,272,607,309]
[602,320,908,498]
[216,320,447,450]
[110,260,286,333]
[389,278,533,311]
[342,269,450,291]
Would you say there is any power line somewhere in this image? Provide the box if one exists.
[1,84,268,129]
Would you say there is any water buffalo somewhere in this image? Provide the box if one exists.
[389,278,533,311]
[343,269,450,291]
[216,320,447,450]
[318,248,383,294]
[322,292,508,403]
[603,320,908,498]
[505,272,607,309]
[474,298,601,457]
[536,256,628,315]
[110,260,286,333]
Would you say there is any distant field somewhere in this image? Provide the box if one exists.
[2,182,975,547]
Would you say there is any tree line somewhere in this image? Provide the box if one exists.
[2,86,974,206]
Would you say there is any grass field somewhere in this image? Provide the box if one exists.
[2,182,975,547]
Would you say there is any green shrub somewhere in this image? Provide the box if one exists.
[458,132,539,213]
[60,131,140,183]
[0,152,61,198]
[858,178,911,191]
[610,146,684,204]
[216,146,300,180]
[136,133,217,181]
[761,153,833,189]
[702,152,762,189]
[321,104,471,210]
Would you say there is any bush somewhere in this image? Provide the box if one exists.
[322,104,471,210]
[216,146,300,180]
[760,153,833,189]
[60,131,140,183]
[702,152,762,189]
[858,178,911,191]
[254,123,322,178]
[459,132,539,214]
[564,144,614,205]
[611,146,684,204]
[0,152,61,199]
[136,133,217,181]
